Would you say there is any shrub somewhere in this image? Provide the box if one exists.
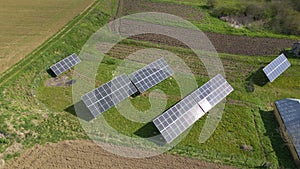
[211,5,245,17]
[245,4,266,20]
[269,8,300,35]
[207,0,218,9]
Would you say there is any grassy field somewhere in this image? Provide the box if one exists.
[34,42,300,168]
[0,0,300,168]
[0,0,94,73]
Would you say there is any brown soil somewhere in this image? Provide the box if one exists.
[0,0,94,73]
[4,140,236,169]
[45,75,76,87]
[122,0,203,21]
[130,33,296,56]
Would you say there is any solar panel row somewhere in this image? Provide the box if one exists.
[275,99,300,158]
[50,53,81,76]
[192,74,234,112]
[153,95,205,143]
[81,74,137,118]
[81,58,173,119]
[129,58,174,93]
[153,74,234,143]
[263,54,291,82]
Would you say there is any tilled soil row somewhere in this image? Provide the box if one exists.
[4,140,236,169]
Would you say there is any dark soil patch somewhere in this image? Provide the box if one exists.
[129,33,296,56]
[122,0,203,21]
[205,32,296,56]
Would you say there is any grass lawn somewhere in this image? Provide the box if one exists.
[0,0,299,168]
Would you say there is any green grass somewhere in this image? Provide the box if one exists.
[34,47,300,168]
[145,0,300,39]
[0,0,299,168]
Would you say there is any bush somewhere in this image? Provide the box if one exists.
[290,0,300,11]
[269,8,300,35]
[211,6,245,17]
[245,4,266,20]
[207,0,218,9]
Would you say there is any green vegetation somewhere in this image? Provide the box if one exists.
[33,47,300,168]
[147,0,300,39]
[0,0,115,155]
[0,0,299,168]
[207,0,300,36]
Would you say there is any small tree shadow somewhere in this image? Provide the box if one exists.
[46,68,57,78]
[198,5,210,10]
[259,109,296,168]
[282,48,300,58]
[134,122,167,146]
[245,67,269,92]
[65,101,94,121]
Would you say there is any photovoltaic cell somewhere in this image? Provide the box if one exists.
[153,74,233,143]
[192,74,234,113]
[50,53,81,76]
[129,58,174,93]
[263,54,291,82]
[275,98,300,158]
[153,95,205,143]
[81,74,137,118]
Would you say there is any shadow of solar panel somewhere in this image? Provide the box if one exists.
[153,95,205,143]
[50,53,81,76]
[192,74,234,113]
[81,74,137,118]
[263,54,291,82]
[129,58,174,93]
[275,98,300,157]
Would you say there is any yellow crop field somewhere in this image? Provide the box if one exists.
[0,0,94,73]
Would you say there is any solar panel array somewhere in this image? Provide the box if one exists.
[275,98,300,158]
[263,54,291,82]
[153,74,233,143]
[192,74,234,113]
[129,58,174,93]
[153,95,205,143]
[81,74,137,118]
[50,53,81,76]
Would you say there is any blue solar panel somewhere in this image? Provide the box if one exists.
[153,74,233,143]
[263,54,291,82]
[50,53,81,76]
[81,74,137,118]
[153,95,205,143]
[191,74,234,112]
[129,58,174,93]
[275,98,300,158]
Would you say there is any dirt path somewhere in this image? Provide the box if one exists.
[4,140,236,169]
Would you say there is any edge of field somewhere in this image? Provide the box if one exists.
[0,0,101,87]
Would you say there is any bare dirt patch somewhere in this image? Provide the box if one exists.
[4,140,236,169]
[45,75,76,87]
[130,33,296,56]
[122,0,203,21]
